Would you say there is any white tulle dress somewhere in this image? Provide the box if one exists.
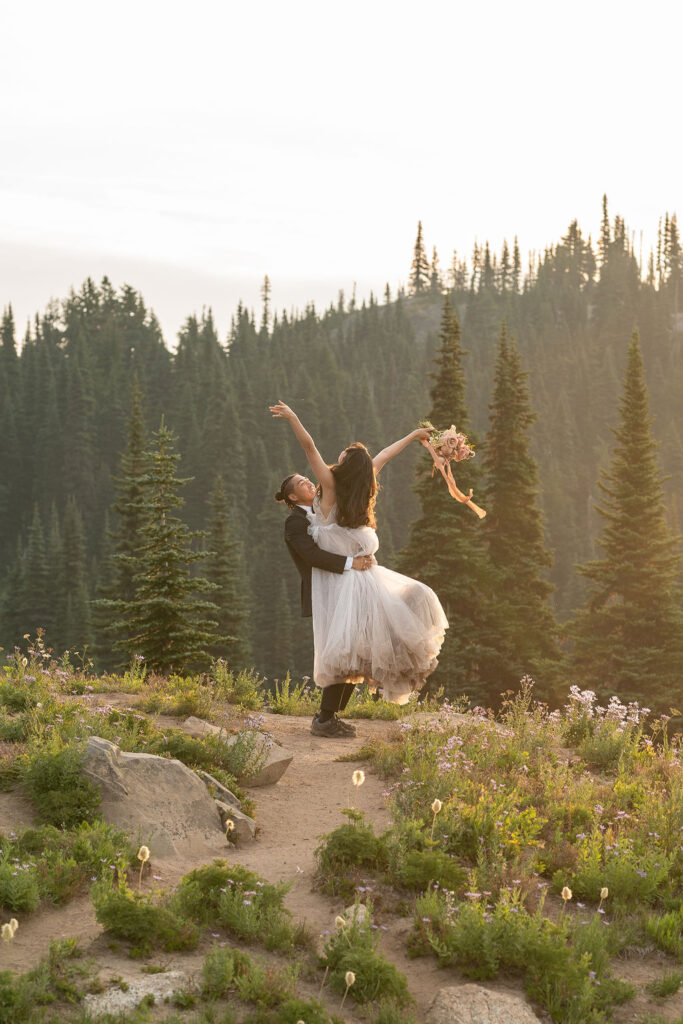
[307,497,449,704]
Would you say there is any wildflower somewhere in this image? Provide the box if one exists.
[352,770,365,787]
[600,887,608,900]
[1,924,13,943]
[137,845,150,889]
[335,915,346,929]
[225,820,235,833]
[345,971,356,986]
[431,798,442,814]
[561,886,572,901]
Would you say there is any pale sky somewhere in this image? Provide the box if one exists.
[1,0,679,345]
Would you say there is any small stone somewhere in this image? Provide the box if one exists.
[426,984,543,1024]
[180,716,223,739]
[215,801,256,842]
[83,971,190,1016]
[196,770,242,809]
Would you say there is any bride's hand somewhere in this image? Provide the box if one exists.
[414,427,434,442]
[269,400,296,420]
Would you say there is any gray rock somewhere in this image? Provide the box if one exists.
[82,737,226,859]
[182,718,293,787]
[180,716,223,739]
[426,984,543,1024]
[343,902,368,924]
[215,800,256,841]
[196,769,242,809]
[232,733,293,787]
[83,971,191,1016]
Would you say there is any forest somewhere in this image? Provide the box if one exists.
[2,197,683,709]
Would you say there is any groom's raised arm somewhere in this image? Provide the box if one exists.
[284,514,347,574]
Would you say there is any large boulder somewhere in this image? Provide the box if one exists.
[180,717,293,787]
[426,985,543,1024]
[82,737,227,859]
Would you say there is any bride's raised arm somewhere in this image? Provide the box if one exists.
[373,426,433,473]
[269,401,336,507]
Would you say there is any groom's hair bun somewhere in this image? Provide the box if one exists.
[275,473,298,506]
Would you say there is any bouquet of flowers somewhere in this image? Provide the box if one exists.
[419,420,486,519]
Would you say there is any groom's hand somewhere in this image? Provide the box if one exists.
[352,555,376,571]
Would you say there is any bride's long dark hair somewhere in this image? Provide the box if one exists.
[324,442,378,529]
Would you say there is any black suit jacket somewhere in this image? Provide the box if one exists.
[284,506,347,617]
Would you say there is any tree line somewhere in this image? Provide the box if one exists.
[1,196,682,708]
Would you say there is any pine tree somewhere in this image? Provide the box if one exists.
[569,332,683,707]
[20,504,51,639]
[409,221,430,293]
[396,295,492,703]
[429,246,442,292]
[205,474,251,668]
[482,325,560,698]
[92,375,149,668]
[260,275,272,335]
[58,496,93,655]
[112,419,225,673]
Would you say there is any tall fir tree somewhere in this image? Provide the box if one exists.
[58,496,93,655]
[482,324,560,699]
[205,474,251,668]
[569,332,683,706]
[112,419,225,673]
[92,375,149,668]
[409,221,430,293]
[397,295,493,703]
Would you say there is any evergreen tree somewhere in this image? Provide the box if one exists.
[112,419,225,673]
[569,332,683,706]
[482,325,560,698]
[205,474,251,667]
[409,221,430,293]
[20,504,51,639]
[58,496,93,655]
[397,295,492,703]
[429,246,442,292]
[92,375,149,669]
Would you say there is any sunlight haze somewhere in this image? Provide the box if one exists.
[1,0,678,342]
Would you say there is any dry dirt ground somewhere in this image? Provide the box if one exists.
[0,704,681,1022]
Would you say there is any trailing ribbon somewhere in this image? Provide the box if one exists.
[420,438,487,519]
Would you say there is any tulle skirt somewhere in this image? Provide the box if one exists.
[308,513,448,705]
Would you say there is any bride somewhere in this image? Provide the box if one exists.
[269,401,448,707]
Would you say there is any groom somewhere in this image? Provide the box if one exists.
[276,471,375,738]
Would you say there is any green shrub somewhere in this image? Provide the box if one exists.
[412,888,634,1023]
[0,821,135,909]
[146,728,268,782]
[176,861,295,952]
[269,674,319,716]
[395,849,467,893]
[211,661,264,710]
[646,906,683,958]
[0,850,40,912]
[201,945,253,998]
[315,812,386,898]
[243,996,332,1023]
[22,745,101,828]
[321,904,410,1006]
[0,938,87,1023]
[646,969,683,997]
[91,879,199,955]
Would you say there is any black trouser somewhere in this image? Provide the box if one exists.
[319,682,356,719]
